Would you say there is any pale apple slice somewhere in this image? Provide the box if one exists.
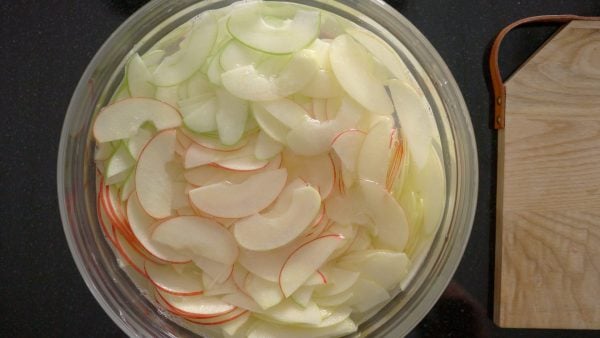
[259,99,308,128]
[127,194,190,263]
[213,154,270,172]
[155,86,179,106]
[357,117,394,186]
[324,191,369,226]
[221,292,263,313]
[202,272,237,296]
[291,286,314,308]
[311,307,352,328]
[346,278,390,313]
[279,234,344,297]
[260,299,321,325]
[181,127,249,152]
[331,129,366,171]
[127,124,155,159]
[254,131,283,160]
[183,98,218,134]
[345,227,372,253]
[184,165,254,186]
[283,152,334,199]
[152,14,217,86]
[238,242,300,283]
[113,228,147,277]
[152,216,238,265]
[312,98,328,122]
[105,143,135,185]
[187,308,250,326]
[314,267,359,297]
[313,290,354,308]
[300,69,342,98]
[216,89,249,145]
[156,289,236,319]
[135,130,177,219]
[189,168,287,218]
[304,271,328,287]
[227,3,320,54]
[93,98,181,143]
[338,250,409,291]
[244,274,284,310]
[251,103,290,144]
[220,312,251,335]
[357,179,409,251]
[193,256,233,284]
[144,261,203,296]
[330,34,393,115]
[248,318,357,338]
[127,53,155,97]
[389,79,433,169]
[234,186,320,251]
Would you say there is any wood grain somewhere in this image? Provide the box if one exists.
[495,21,600,329]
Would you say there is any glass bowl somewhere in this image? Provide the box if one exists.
[57,0,478,336]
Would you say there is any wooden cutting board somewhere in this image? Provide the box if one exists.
[494,20,600,329]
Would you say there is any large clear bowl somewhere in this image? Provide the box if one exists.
[57,0,478,336]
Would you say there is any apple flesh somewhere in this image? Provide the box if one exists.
[189,168,287,219]
[135,130,178,219]
[93,98,181,143]
[152,216,239,265]
[234,186,321,251]
[144,261,203,296]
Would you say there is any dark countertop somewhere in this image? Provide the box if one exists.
[1,0,598,337]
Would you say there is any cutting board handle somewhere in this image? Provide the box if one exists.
[489,15,600,130]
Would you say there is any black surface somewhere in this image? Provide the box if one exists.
[1,1,599,337]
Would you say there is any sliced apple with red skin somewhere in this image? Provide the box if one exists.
[180,127,250,152]
[152,216,238,265]
[244,274,284,310]
[155,289,237,319]
[234,185,321,251]
[283,151,334,199]
[238,243,300,283]
[356,179,409,251]
[202,272,237,296]
[219,311,251,335]
[279,234,344,297]
[144,261,203,296]
[213,154,270,172]
[127,194,190,264]
[93,98,181,143]
[97,184,116,245]
[189,168,287,219]
[184,164,256,187]
[357,117,394,186]
[186,309,250,326]
[314,267,359,297]
[136,129,178,219]
[304,270,328,287]
[113,227,147,277]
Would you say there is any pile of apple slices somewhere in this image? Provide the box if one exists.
[94,1,445,337]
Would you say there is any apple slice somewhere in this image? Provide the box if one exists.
[248,318,357,338]
[105,143,135,185]
[332,129,366,172]
[357,179,409,251]
[389,79,433,169]
[180,127,249,152]
[244,274,284,310]
[255,131,283,160]
[113,228,147,277]
[313,290,354,308]
[311,307,352,328]
[127,53,155,97]
[291,286,314,308]
[145,261,203,296]
[260,299,321,325]
[127,194,190,263]
[315,267,360,297]
[346,278,390,313]
[187,308,250,326]
[283,152,334,199]
[279,234,344,297]
[357,117,394,186]
[156,289,236,319]
[152,14,217,86]
[189,168,287,218]
[259,99,308,128]
[338,250,409,291]
[227,3,320,54]
[184,164,254,187]
[202,273,237,296]
[330,34,393,115]
[183,97,218,134]
[213,154,270,172]
[220,312,251,335]
[193,256,233,284]
[238,242,300,283]
[216,89,249,146]
[93,98,181,143]
[152,216,238,265]
[135,130,177,219]
[234,186,321,251]
[127,124,155,160]
[222,292,263,313]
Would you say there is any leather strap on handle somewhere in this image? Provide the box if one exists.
[490,15,600,129]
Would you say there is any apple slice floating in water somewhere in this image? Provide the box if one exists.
[234,185,321,251]
[189,168,287,218]
[93,98,181,143]
[144,261,204,296]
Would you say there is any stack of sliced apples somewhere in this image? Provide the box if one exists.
[93,1,445,337]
